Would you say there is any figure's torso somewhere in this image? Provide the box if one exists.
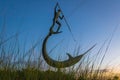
[54,11,61,21]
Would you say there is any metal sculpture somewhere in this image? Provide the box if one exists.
[42,3,95,68]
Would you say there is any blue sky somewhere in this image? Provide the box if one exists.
[0,0,120,69]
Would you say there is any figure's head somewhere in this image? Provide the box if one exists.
[58,9,61,12]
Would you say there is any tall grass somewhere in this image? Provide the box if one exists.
[0,30,119,80]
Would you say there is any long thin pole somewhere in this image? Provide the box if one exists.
[57,2,76,42]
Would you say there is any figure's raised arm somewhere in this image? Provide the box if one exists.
[59,15,64,20]
[54,3,58,12]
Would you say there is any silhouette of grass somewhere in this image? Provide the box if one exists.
[0,25,119,80]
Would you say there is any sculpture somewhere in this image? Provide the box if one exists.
[42,3,95,68]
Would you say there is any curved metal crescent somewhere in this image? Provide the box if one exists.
[42,25,96,68]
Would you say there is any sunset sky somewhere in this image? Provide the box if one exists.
[0,0,120,69]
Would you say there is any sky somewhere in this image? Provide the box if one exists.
[0,0,120,70]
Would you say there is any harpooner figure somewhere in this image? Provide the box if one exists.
[50,3,64,33]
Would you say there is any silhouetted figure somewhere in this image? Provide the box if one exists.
[52,3,64,33]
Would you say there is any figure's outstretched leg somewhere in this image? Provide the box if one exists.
[49,22,55,33]
[50,18,57,33]
[56,20,62,33]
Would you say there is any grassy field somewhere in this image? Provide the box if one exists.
[0,32,120,80]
